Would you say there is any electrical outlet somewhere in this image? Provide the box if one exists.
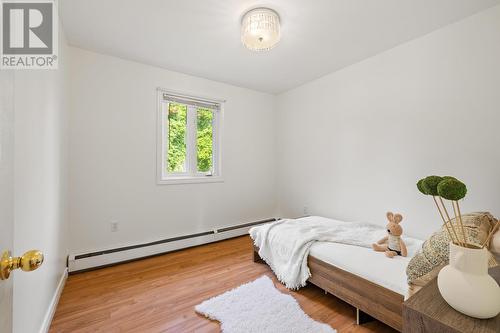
[110,221,119,232]
[303,206,309,215]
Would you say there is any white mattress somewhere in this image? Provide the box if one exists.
[309,242,415,296]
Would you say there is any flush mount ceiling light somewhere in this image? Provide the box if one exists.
[241,7,280,51]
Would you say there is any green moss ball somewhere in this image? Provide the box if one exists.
[422,176,444,196]
[416,178,427,194]
[437,178,467,201]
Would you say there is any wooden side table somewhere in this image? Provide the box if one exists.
[403,267,499,333]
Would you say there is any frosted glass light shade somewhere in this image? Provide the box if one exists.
[241,8,280,51]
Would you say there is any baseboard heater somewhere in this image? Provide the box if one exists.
[68,217,277,273]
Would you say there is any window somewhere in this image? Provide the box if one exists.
[157,89,223,184]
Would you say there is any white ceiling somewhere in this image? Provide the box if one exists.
[60,0,500,94]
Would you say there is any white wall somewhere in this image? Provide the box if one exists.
[276,5,500,239]
[13,22,70,333]
[69,48,276,253]
[0,68,14,333]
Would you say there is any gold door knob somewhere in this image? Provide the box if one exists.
[0,250,44,280]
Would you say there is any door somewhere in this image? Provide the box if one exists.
[0,71,14,332]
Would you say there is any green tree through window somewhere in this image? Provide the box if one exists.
[167,103,187,172]
[166,104,214,174]
[197,108,213,172]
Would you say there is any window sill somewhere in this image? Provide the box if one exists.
[157,176,224,185]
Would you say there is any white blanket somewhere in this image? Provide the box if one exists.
[249,216,420,290]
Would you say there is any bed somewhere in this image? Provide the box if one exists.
[252,219,422,332]
[309,242,412,296]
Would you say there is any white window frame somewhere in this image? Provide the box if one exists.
[156,88,224,185]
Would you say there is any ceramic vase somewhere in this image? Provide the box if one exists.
[437,242,500,319]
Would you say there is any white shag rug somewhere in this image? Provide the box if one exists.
[195,275,336,333]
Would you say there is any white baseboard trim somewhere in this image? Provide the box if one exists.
[39,268,68,333]
[68,218,276,273]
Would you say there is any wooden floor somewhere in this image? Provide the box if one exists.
[50,236,397,333]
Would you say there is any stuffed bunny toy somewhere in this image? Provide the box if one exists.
[372,212,408,258]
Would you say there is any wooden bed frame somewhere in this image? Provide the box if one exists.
[253,246,404,332]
